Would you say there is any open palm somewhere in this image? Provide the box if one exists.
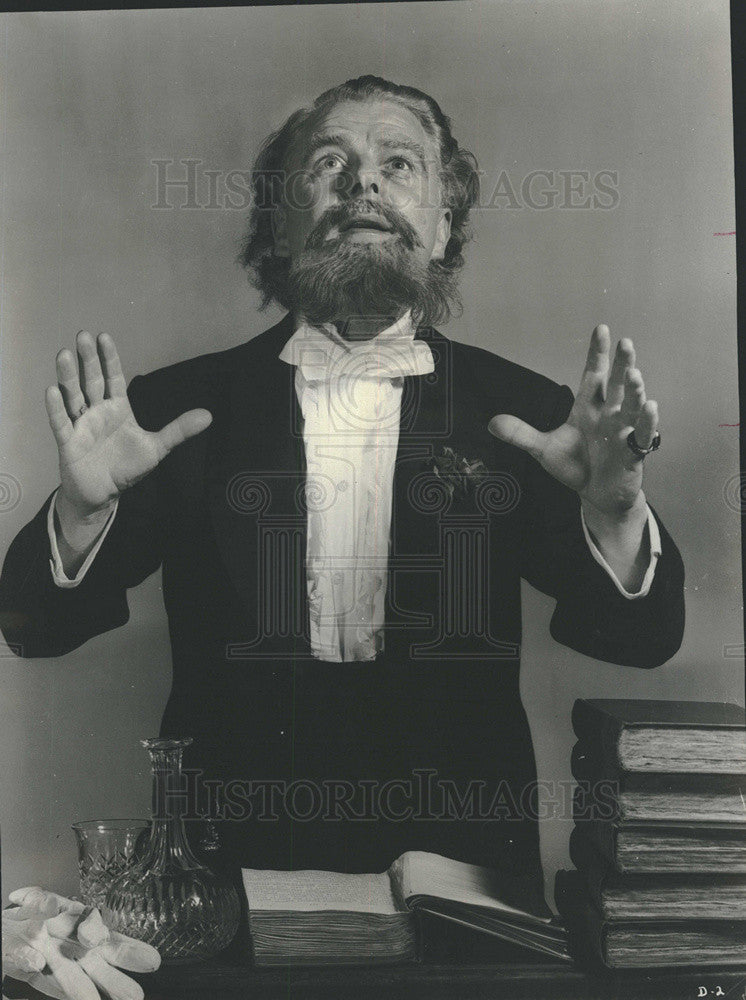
[47,331,212,516]
[488,325,659,517]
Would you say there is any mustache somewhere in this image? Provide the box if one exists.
[304,200,424,253]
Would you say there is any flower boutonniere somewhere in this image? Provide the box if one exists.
[425,446,489,501]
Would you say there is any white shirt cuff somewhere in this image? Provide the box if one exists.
[580,503,662,600]
[47,488,119,588]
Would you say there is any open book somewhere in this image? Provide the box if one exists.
[242,851,570,966]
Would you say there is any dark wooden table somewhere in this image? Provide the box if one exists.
[6,960,746,1000]
[126,959,746,1000]
[4,914,746,999]
[6,924,746,1000]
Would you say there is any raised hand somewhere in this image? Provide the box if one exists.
[488,324,658,519]
[46,331,212,518]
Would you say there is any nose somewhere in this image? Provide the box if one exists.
[345,155,381,198]
[350,174,379,196]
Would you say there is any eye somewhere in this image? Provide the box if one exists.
[314,153,345,173]
[387,156,414,173]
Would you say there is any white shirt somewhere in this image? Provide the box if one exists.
[278,311,435,661]
[48,313,662,661]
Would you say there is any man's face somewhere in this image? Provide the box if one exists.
[273,98,452,269]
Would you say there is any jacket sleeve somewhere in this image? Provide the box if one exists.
[518,384,685,669]
[0,375,163,658]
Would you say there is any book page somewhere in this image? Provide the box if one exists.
[621,728,746,768]
[397,851,552,923]
[242,867,403,914]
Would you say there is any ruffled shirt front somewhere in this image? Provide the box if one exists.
[278,311,434,661]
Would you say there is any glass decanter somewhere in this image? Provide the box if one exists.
[102,738,240,964]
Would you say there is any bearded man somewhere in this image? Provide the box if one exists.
[0,76,684,915]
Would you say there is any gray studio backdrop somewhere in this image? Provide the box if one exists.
[0,1,740,907]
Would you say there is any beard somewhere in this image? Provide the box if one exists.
[285,232,460,330]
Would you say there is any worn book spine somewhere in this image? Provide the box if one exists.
[571,700,625,750]
[569,822,618,872]
[569,827,612,883]
[553,869,606,971]
[572,782,619,823]
[572,699,746,734]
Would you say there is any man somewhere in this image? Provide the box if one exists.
[0,76,684,915]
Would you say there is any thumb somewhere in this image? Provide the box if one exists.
[488,413,546,460]
[97,932,161,973]
[153,408,212,461]
[76,908,110,949]
[12,969,69,1000]
[39,935,101,1000]
[79,950,145,1000]
[8,888,77,918]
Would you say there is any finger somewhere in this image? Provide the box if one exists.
[23,969,70,1000]
[633,400,659,449]
[76,908,110,949]
[41,937,101,1000]
[46,909,82,939]
[8,890,86,926]
[97,332,128,399]
[3,903,44,923]
[45,386,74,447]
[45,905,101,944]
[97,933,161,973]
[606,338,635,409]
[76,330,106,406]
[153,408,213,461]
[2,914,48,944]
[585,324,611,373]
[2,939,46,973]
[620,367,646,422]
[8,888,86,916]
[8,888,62,917]
[56,344,88,420]
[488,413,547,461]
[79,951,144,1000]
[54,895,86,914]
[8,885,44,903]
[577,324,611,404]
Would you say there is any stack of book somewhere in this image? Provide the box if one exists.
[555,698,746,970]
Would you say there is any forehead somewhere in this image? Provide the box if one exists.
[290,98,439,164]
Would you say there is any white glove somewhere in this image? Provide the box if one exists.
[2,887,160,1000]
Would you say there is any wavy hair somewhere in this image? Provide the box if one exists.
[238,75,480,321]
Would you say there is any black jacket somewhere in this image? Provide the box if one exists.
[0,315,685,891]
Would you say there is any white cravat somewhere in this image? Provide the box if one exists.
[278,310,434,661]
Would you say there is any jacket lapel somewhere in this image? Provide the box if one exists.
[205,314,309,649]
[391,326,452,547]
